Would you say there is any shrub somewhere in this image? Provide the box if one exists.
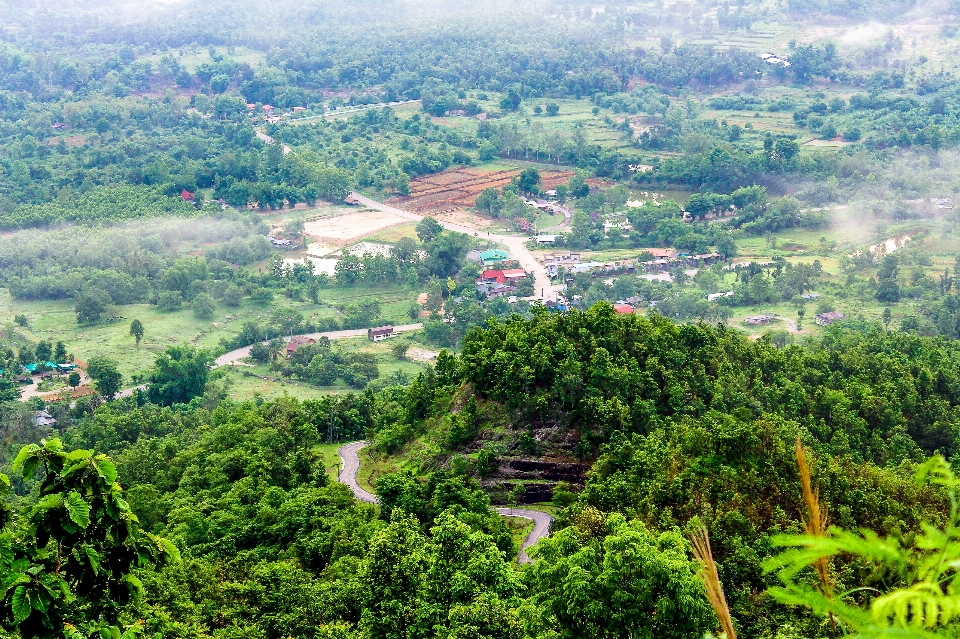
[156,291,184,312]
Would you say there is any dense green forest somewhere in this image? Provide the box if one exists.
[3,307,960,637]
[7,0,960,637]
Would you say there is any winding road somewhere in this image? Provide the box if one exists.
[214,323,424,367]
[350,193,560,303]
[103,324,427,400]
[337,441,554,563]
[337,441,379,504]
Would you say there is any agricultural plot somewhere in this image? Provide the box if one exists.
[392,166,574,215]
[303,210,410,245]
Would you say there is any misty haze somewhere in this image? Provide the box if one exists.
[1,0,960,637]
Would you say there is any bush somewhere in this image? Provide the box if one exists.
[13,314,28,327]
[221,284,244,307]
[156,291,184,312]
[192,293,216,320]
[249,342,273,364]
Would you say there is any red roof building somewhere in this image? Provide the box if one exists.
[613,304,634,314]
[641,248,677,259]
[180,190,195,202]
[480,270,506,283]
[286,336,316,357]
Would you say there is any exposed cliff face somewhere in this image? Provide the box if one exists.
[481,457,591,504]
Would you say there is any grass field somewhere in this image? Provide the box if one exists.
[140,46,266,74]
[0,281,423,383]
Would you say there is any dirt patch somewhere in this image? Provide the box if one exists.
[303,211,409,245]
[435,209,495,230]
[47,135,87,147]
[391,166,574,216]
[406,347,439,363]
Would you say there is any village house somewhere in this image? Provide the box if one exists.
[479,269,507,284]
[478,249,510,267]
[815,311,845,326]
[268,236,293,248]
[34,410,56,428]
[760,52,791,67]
[476,282,517,298]
[640,248,678,259]
[744,313,778,326]
[501,268,527,282]
[707,291,734,301]
[613,303,634,314]
[476,269,524,298]
[368,326,394,341]
[286,337,316,357]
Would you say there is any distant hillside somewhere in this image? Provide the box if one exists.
[370,303,960,503]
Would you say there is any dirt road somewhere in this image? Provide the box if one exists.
[350,193,559,303]
[337,440,553,563]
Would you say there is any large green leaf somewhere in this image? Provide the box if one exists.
[41,438,64,453]
[93,457,118,484]
[154,535,181,563]
[0,532,13,566]
[12,444,41,479]
[35,494,64,511]
[123,573,143,597]
[63,449,91,462]
[0,570,30,597]
[99,626,122,639]
[64,492,91,529]
[11,585,31,622]
[83,546,101,575]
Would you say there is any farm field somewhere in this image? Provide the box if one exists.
[302,208,410,245]
[391,166,574,215]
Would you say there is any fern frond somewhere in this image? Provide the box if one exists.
[871,582,960,630]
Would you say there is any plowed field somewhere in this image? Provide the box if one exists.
[391,167,574,215]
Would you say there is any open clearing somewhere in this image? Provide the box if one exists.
[303,210,410,245]
[391,166,574,215]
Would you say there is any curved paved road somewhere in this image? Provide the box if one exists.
[337,441,379,503]
[337,441,553,563]
[494,507,555,564]
[110,324,423,400]
[351,193,560,303]
[215,323,424,367]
